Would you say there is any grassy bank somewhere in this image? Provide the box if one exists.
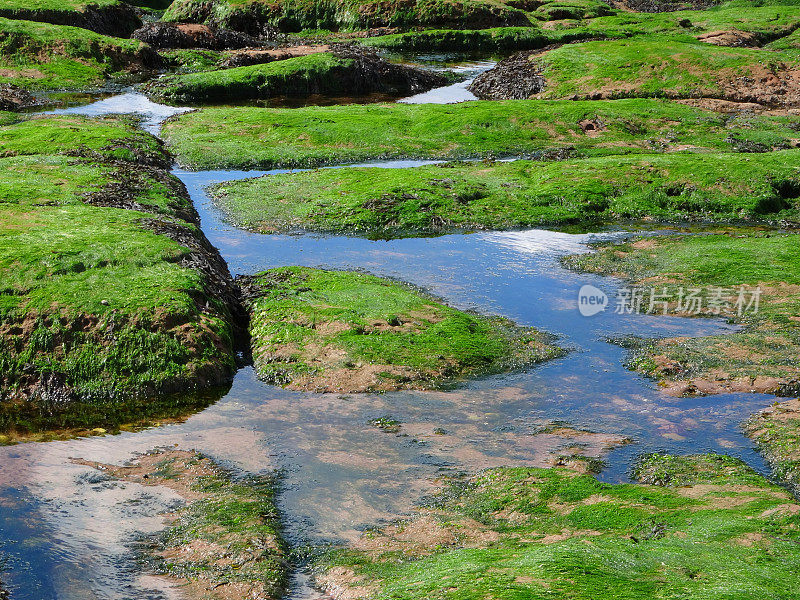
[161,98,800,169]
[314,454,800,600]
[531,37,800,105]
[566,231,800,397]
[81,449,288,600]
[243,267,563,393]
[0,114,241,439]
[0,18,159,92]
[145,49,444,104]
[210,151,800,236]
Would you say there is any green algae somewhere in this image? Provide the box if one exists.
[161,98,800,170]
[244,267,563,392]
[314,454,800,600]
[209,151,800,237]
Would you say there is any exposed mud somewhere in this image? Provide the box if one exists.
[468,48,547,100]
[0,3,142,37]
[133,22,260,50]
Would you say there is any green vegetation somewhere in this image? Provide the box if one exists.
[210,151,800,236]
[0,113,170,166]
[244,267,563,392]
[0,18,158,92]
[745,399,800,495]
[161,98,800,169]
[97,450,287,599]
[533,37,800,103]
[567,231,800,397]
[147,52,363,104]
[163,0,532,33]
[0,114,239,438]
[0,0,142,37]
[315,454,800,600]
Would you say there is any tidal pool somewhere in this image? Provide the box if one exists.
[0,90,782,600]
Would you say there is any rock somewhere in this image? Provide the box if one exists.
[468,50,547,100]
[0,84,43,111]
[132,21,260,50]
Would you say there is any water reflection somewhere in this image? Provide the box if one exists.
[0,92,782,599]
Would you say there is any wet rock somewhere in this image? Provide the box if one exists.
[0,4,142,37]
[468,49,547,100]
[132,21,260,50]
[0,84,43,111]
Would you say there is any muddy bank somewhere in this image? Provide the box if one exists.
[145,44,447,104]
[241,267,563,393]
[0,3,141,37]
[76,449,288,600]
[132,21,260,50]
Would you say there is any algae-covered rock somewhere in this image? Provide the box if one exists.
[0,114,243,437]
[0,0,142,37]
[145,45,446,104]
[0,18,161,92]
[164,0,532,36]
[242,267,563,392]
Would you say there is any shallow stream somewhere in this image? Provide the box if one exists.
[0,66,783,599]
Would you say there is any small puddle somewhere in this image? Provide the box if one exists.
[0,87,783,599]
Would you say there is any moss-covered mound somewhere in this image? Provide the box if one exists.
[242,267,563,393]
[360,3,800,53]
[79,449,288,599]
[0,0,141,37]
[145,47,446,104]
[473,37,800,106]
[208,151,800,236]
[160,98,800,170]
[0,18,160,93]
[0,114,242,439]
[163,0,532,35]
[566,231,800,397]
[314,454,800,600]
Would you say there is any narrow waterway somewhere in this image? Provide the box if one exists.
[0,78,783,599]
